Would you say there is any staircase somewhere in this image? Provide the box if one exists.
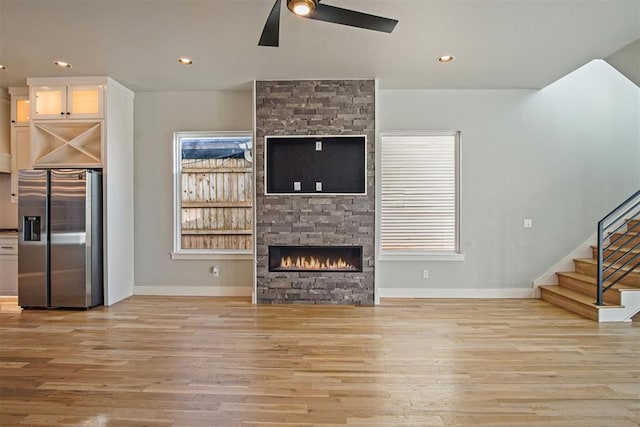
[540,214,640,322]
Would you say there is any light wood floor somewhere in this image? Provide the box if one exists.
[1,296,638,426]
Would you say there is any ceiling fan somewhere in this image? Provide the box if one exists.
[259,0,398,47]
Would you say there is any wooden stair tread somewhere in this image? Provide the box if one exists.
[557,271,637,290]
[557,271,595,283]
[590,244,640,255]
[540,285,623,309]
[575,257,640,272]
[611,227,638,235]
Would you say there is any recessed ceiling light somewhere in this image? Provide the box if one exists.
[288,0,315,16]
[178,57,193,66]
[0,65,6,71]
[53,61,72,69]
[438,55,455,63]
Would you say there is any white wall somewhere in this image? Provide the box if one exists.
[133,90,253,295]
[376,60,640,297]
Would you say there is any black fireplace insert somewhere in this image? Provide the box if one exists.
[269,246,363,272]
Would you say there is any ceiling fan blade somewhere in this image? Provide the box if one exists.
[259,0,282,47]
[308,3,398,33]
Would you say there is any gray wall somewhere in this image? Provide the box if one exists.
[606,38,640,87]
[133,90,254,293]
[131,60,639,297]
[376,60,640,292]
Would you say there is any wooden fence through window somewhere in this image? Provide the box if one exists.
[181,157,252,250]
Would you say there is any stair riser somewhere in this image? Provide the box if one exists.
[540,288,599,321]
[609,232,640,249]
[591,247,640,264]
[574,261,640,287]
[557,275,621,304]
[627,219,640,229]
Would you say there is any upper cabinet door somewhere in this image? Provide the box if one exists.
[31,85,103,120]
[32,86,67,120]
[11,95,30,126]
[67,85,103,119]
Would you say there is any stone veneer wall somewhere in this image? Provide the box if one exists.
[255,80,375,304]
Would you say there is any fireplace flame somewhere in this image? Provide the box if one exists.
[280,255,356,271]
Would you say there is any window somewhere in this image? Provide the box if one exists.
[379,132,463,260]
[172,131,253,259]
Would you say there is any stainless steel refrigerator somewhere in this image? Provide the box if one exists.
[18,169,103,309]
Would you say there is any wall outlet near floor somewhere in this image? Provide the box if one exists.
[523,218,533,228]
[210,266,219,277]
[422,269,429,279]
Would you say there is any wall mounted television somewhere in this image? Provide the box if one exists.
[265,135,366,195]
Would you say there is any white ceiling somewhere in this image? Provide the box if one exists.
[1,0,639,92]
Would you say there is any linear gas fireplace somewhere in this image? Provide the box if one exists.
[269,246,363,273]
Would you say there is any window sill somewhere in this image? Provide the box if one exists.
[170,251,253,261]
[377,252,465,262]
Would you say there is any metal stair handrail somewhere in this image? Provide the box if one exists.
[596,189,640,306]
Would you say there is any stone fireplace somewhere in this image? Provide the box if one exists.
[255,79,375,305]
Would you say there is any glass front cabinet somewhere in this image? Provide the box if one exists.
[30,85,103,120]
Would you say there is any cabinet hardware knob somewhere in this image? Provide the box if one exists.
[0,246,14,249]
[11,120,15,123]
[60,112,65,115]
[66,112,70,115]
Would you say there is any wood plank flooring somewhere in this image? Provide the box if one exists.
[1,296,639,426]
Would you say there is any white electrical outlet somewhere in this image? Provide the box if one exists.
[422,269,429,279]
[316,182,322,192]
[211,266,219,277]
[523,218,533,228]
[293,181,301,191]
[315,140,322,151]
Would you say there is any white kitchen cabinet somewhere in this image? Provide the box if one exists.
[30,84,103,120]
[10,126,31,202]
[0,236,18,296]
[26,76,135,306]
[0,92,9,172]
[9,88,31,202]
[30,121,101,168]
[10,91,30,126]
[28,78,107,168]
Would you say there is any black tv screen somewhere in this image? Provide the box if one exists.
[265,136,366,194]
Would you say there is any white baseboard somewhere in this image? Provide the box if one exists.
[134,286,253,297]
[135,286,533,300]
[377,287,535,299]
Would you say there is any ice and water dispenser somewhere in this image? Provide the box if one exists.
[23,216,41,242]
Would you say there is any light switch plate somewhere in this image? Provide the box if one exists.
[315,141,322,151]
[523,218,533,228]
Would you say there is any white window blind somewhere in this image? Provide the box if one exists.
[380,133,459,253]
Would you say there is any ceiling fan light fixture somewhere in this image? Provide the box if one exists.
[53,60,72,69]
[287,0,315,16]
